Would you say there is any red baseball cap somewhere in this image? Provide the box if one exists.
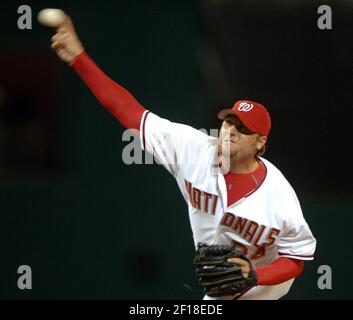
[217,100,271,136]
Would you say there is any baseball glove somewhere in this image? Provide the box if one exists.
[194,243,257,297]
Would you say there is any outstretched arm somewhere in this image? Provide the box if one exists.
[48,12,145,130]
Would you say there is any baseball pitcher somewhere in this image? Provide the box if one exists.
[47,12,316,300]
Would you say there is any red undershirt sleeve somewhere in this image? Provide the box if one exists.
[69,51,145,130]
[255,257,304,285]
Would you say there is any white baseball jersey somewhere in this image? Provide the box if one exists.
[139,111,316,300]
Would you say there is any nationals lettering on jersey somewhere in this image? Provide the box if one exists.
[220,212,280,260]
[140,111,316,300]
[184,179,219,215]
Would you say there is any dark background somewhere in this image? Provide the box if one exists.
[0,0,352,299]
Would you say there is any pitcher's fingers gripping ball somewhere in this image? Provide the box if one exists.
[194,243,258,297]
[38,8,84,64]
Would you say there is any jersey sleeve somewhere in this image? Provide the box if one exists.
[276,189,317,261]
[140,111,211,176]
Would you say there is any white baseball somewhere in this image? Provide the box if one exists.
[37,9,66,27]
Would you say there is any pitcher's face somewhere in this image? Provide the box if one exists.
[218,115,264,159]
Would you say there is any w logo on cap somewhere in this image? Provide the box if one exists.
[237,102,254,112]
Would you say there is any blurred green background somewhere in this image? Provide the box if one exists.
[0,0,352,299]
